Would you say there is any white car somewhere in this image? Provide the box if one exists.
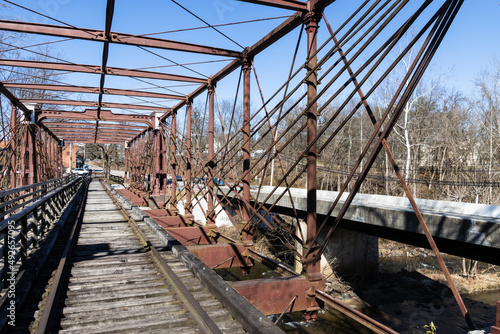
[72,168,90,176]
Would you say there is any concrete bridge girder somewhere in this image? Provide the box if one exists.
[223,187,500,267]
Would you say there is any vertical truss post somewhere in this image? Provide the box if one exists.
[57,140,62,178]
[169,111,178,214]
[10,105,17,188]
[124,142,130,184]
[492,301,500,334]
[48,135,53,178]
[303,5,324,319]
[242,57,254,247]
[304,8,322,283]
[42,130,48,180]
[206,81,216,228]
[147,131,152,192]
[20,121,28,186]
[132,139,137,185]
[28,115,38,184]
[140,133,146,189]
[152,129,161,196]
[185,99,194,220]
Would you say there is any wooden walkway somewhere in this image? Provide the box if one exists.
[14,180,283,333]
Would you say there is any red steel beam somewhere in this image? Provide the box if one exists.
[37,109,155,127]
[0,20,242,58]
[4,82,185,100]
[64,139,124,144]
[246,12,303,58]
[42,121,147,131]
[49,126,142,133]
[0,81,60,142]
[0,59,207,83]
[58,132,128,140]
[315,290,398,334]
[52,130,136,138]
[230,275,324,315]
[165,227,212,246]
[492,301,500,334]
[21,98,170,112]
[237,0,335,12]
[187,244,253,268]
[237,0,307,11]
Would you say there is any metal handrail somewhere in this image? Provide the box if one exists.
[0,175,84,287]
[0,175,78,218]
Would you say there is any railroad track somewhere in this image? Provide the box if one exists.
[17,180,247,333]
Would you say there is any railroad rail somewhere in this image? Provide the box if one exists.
[8,179,282,333]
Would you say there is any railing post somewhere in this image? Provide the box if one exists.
[2,232,8,286]
[20,215,28,264]
[185,99,194,220]
[31,210,39,248]
[242,57,253,247]
[206,81,216,229]
[169,110,178,215]
[57,140,63,178]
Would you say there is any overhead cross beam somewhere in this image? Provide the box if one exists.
[21,98,170,112]
[50,127,142,136]
[42,121,147,131]
[0,59,207,83]
[4,83,185,100]
[36,109,155,127]
[0,20,242,58]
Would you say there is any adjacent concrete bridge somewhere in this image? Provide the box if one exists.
[222,186,500,274]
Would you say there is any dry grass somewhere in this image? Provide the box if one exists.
[418,269,500,294]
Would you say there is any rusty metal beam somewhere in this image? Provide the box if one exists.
[0,59,207,83]
[42,121,147,131]
[187,244,253,269]
[0,81,33,121]
[237,0,335,12]
[315,290,398,334]
[0,20,242,58]
[64,138,124,144]
[491,301,500,334]
[50,126,142,134]
[58,132,128,140]
[37,109,155,127]
[310,0,337,12]
[165,227,212,246]
[0,81,60,143]
[246,12,303,58]
[52,129,136,138]
[230,275,324,315]
[237,0,306,11]
[4,83,185,100]
[21,98,170,112]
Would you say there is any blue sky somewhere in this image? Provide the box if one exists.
[1,0,499,110]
